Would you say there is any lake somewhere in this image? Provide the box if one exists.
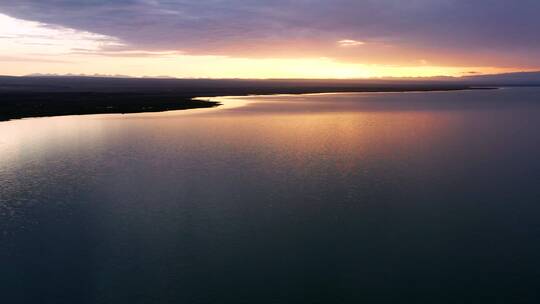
[2,88,540,303]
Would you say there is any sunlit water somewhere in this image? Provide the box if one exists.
[2,88,540,303]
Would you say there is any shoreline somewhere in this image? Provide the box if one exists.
[0,85,492,122]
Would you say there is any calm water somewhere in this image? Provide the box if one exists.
[2,88,540,303]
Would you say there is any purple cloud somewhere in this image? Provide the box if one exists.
[1,0,539,67]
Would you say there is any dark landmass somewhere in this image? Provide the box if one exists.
[0,74,522,121]
[0,92,220,121]
[377,71,540,86]
[460,71,540,86]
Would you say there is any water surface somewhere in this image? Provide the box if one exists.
[2,88,540,303]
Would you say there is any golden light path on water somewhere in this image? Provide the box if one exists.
[0,91,455,177]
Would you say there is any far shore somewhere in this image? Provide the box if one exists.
[0,77,494,122]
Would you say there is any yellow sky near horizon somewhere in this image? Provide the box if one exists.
[0,13,531,79]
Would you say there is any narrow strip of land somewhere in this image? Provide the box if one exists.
[0,76,486,121]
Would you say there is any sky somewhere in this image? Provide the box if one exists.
[0,0,539,79]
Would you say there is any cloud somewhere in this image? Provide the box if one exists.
[0,55,71,63]
[338,40,365,47]
[0,13,123,55]
[0,1,539,67]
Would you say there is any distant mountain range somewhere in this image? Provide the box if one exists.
[13,71,540,86]
[460,71,540,85]
[0,71,539,94]
[358,71,540,85]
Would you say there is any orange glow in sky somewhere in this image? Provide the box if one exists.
[0,14,531,78]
